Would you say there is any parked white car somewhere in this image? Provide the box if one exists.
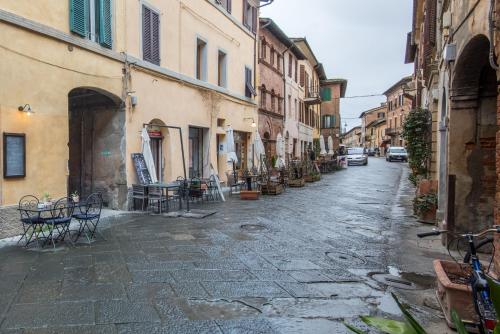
[386,147,408,162]
[347,147,368,166]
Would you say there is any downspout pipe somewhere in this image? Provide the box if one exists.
[489,0,499,70]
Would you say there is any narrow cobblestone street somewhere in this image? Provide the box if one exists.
[0,158,450,333]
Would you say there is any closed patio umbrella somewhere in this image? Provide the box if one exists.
[275,133,286,168]
[319,135,327,155]
[141,127,158,183]
[226,126,238,164]
[328,136,334,155]
[254,131,266,170]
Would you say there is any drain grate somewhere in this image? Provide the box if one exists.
[240,224,268,232]
[371,274,417,290]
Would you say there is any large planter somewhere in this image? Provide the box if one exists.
[434,259,478,331]
[261,183,284,195]
[288,178,305,188]
[240,190,260,200]
[418,207,436,224]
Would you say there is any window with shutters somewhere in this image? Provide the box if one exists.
[294,60,298,82]
[299,65,305,87]
[261,38,267,60]
[245,66,256,98]
[260,85,267,109]
[218,50,227,87]
[142,5,160,65]
[217,0,232,13]
[288,54,293,77]
[270,48,275,67]
[242,0,257,33]
[70,0,112,48]
[321,87,331,101]
[196,38,207,81]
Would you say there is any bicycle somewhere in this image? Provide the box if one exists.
[417,226,500,333]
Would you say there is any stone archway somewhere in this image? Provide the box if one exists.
[449,35,498,233]
[68,87,126,209]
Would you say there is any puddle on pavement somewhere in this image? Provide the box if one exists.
[180,299,261,320]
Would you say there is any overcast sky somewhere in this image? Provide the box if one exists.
[261,0,414,131]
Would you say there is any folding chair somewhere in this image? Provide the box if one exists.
[18,195,45,247]
[73,193,103,243]
[132,184,148,211]
[45,197,75,248]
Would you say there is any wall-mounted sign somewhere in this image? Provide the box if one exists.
[3,133,26,178]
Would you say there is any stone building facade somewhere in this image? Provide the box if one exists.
[383,76,414,147]
[258,18,304,159]
[407,0,500,274]
[342,126,362,148]
[320,79,347,153]
[0,0,261,212]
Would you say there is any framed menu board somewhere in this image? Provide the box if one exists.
[3,133,26,178]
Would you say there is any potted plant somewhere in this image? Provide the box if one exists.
[433,259,479,330]
[71,191,79,203]
[413,192,437,224]
[41,192,52,206]
[239,169,260,200]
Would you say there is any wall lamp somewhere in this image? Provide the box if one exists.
[18,104,34,116]
[244,117,257,128]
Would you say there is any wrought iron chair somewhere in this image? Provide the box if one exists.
[132,184,148,211]
[72,193,103,243]
[45,197,75,248]
[204,175,219,201]
[189,177,204,202]
[225,171,244,196]
[18,195,45,247]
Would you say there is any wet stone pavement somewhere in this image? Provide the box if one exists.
[0,158,449,333]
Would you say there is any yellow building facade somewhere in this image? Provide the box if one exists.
[0,0,259,209]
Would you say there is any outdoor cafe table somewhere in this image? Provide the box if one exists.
[18,200,85,247]
[148,182,183,211]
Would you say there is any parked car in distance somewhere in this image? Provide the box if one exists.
[386,147,408,162]
[367,148,376,156]
[347,147,368,166]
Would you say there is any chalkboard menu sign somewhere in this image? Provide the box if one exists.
[3,133,26,178]
[131,153,152,185]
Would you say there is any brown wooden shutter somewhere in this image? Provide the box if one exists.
[142,6,151,62]
[151,11,160,65]
[252,6,257,33]
[299,65,305,87]
[242,0,248,28]
[288,54,292,77]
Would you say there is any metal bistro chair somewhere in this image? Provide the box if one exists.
[45,197,75,248]
[18,195,45,247]
[226,171,244,196]
[189,177,204,202]
[205,175,219,201]
[73,193,103,243]
[132,184,148,211]
[148,185,167,214]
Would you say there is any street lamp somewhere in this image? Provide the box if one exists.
[18,104,34,116]
[244,117,257,128]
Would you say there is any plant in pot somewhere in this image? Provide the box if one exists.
[71,191,79,203]
[413,192,437,223]
[41,192,52,206]
[239,169,260,200]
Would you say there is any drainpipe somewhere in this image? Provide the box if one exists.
[489,0,499,70]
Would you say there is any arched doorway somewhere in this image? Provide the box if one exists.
[68,87,125,209]
[449,35,498,232]
[145,119,170,182]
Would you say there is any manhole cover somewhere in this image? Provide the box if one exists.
[325,252,367,266]
[240,224,268,232]
[371,274,417,290]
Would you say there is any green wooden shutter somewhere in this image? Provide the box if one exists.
[99,0,112,48]
[70,0,88,37]
[321,87,331,101]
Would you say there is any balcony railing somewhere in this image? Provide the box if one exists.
[304,84,321,104]
[385,128,398,136]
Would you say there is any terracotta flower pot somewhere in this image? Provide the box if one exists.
[433,259,479,331]
[418,207,436,224]
[240,190,260,200]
